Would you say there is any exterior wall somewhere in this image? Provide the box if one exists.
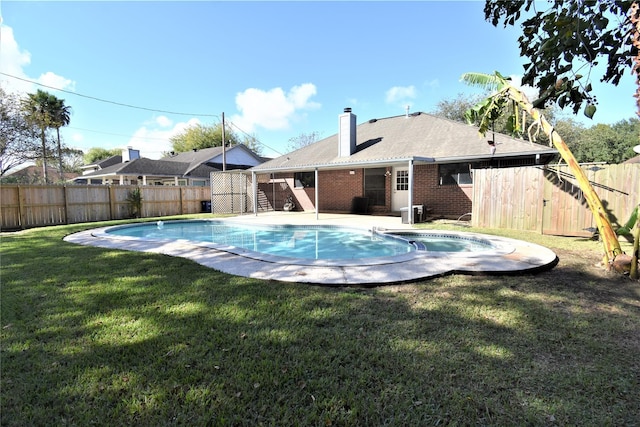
[220,147,263,166]
[412,164,472,218]
[318,169,364,212]
[255,165,472,218]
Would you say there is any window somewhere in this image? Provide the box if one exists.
[439,163,473,185]
[364,168,386,206]
[294,171,315,188]
[396,170,409,191]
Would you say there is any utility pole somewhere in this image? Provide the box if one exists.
[221,112,227,171]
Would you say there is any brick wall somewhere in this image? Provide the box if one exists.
[412,165,472,217]
[256,166,471,217]
[318,169,364,212]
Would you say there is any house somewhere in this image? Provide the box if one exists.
[247,108,558,222]
[1,165,79,184]
[75,145,265,186]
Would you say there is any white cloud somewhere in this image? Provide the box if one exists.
[155,115,173,128]
[385,85,417,105]
[37,71,76,92]
[230,83,320,133]
[0,24,75,94]
[128,117,200,159]
[424,79,440,89]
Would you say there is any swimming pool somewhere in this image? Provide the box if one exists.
[106,220,416,261]
[65,215,558,285]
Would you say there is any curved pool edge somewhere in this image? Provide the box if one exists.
[63,223,558,285]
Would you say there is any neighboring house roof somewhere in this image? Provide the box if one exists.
[75,145,266,183]
[624,155,640,164]
[253,112,558,172]
[80,155,123,171]
[3,165,79,182]
[162,145,265,173]
[78,157,216,179]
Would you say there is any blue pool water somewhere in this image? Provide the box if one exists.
[393,232,495,252]
[105,220,497,261]
[107,221,415,260]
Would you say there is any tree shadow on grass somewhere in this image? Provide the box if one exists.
[1,230,639,426]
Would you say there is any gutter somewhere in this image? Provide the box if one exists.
[434,149,558,164]
[246,156,435,174]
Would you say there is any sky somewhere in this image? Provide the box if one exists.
[1,1,637,160]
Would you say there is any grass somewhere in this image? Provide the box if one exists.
[1,216,639,426]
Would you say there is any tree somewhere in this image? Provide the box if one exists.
[433,92,562,142]
[286,131,322,153]
[0,88,40,176]
[83,147,122,164]
[169,123,241,153]
[59,148,85,173]
[50,97,72,183]
[462,71,623,266]
[569,118,640,163]
[432,93,486,122]
[22,89,58,183]
[484,0,638,118]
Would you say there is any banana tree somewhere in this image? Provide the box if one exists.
[461,71,623,266]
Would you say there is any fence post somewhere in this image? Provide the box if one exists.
[17,185,26,230]
[63,185,70,225]
[109,185,116,220]
[180,186,184,214]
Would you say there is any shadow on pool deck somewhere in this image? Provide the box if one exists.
[64,213,558,286]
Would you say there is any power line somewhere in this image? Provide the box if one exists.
[66,126,172,142]
[226,120,284,156]
[1,71,284,156]
[0,72,220,118]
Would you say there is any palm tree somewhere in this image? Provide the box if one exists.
[461,71,623,267]
[50,98,72,183]
[23,90,57,184]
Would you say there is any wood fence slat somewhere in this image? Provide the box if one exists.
[472,164,639,237]
[0,184,211,230]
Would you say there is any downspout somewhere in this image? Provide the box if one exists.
[315,168,319,220]
[408,159,414,224]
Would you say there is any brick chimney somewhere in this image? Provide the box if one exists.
[338,108,356,157]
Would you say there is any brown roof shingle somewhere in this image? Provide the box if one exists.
[253,112,557,171]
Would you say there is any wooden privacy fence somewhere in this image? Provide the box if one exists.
[472,164,639,237]
[0,184,212,231]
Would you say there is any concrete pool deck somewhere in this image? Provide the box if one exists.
[64,212,558,285]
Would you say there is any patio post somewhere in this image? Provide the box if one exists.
[408,159,414,223]
[252,171,258,216]
[315,168,319,220]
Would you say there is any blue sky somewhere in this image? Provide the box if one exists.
[1,1,636,159]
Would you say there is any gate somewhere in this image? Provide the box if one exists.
[210,172,253,214]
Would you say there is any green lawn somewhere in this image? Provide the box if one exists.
[1,217,639,426]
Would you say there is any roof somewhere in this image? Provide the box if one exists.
[252,112,558,172]
[624,155,640,164]
[4,165,79,181]
[162,145,264,174]
[78,157,215,179]
[80,155,123,170]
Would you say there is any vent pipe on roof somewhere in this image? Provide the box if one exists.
[405,105,410,117]
[338,108,356,157]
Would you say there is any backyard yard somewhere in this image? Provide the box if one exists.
[1,215,638,426]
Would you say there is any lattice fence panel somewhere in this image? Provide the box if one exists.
[210,172,253,214]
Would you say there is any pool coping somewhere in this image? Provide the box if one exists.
[63,214,558,285]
